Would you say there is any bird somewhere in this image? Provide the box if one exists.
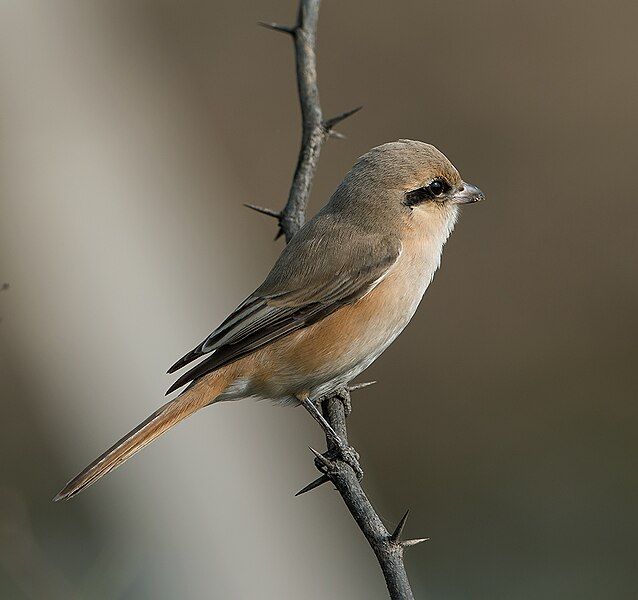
[54,139,483,501]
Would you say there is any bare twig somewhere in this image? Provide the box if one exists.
[258,0,361,242]
[258,2,423,598]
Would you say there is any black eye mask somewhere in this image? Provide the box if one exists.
[404,178,451,207]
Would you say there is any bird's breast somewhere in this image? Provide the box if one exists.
[243,233,444,399]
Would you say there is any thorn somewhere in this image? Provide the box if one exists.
[294,474,330,496]
[401,538,430,548]
[323,106,363,130]
[244,203,281,219]
[390,509,410,542]
[308,446,332,469]
[347,381,376,392]
[258,21,295,35]
[243,203,286,240]
[328,130,346,140]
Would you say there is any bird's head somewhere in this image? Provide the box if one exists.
[332,139,483,234]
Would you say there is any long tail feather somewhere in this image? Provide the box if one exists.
[53,371,230,501]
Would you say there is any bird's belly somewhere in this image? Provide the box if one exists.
[244,249,437,401]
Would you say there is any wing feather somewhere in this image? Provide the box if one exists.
[166,215,401,394]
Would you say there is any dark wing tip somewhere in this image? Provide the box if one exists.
[166,349,231,396]
[166,344,215,392]
[165,379,186,396]
[165,362,204,395]
[167,349,198,374]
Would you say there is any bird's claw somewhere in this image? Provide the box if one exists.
[340,445,363,480]
[316,444,363,480]
[314,386,352,416]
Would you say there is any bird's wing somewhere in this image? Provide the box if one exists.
[166,216,401,394]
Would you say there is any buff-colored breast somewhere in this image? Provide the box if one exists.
[232,225,446,401]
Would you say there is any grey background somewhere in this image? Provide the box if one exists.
[1,1,637,598]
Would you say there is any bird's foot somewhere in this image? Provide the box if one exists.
[310,443,363,480]
[323,380,377,415]
[297,441,363,496]
[314,385,352,415]
[333,386,352,416]
[298,392,363,479]
[326,444,363,480]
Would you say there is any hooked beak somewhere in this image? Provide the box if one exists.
[452,182,484,205]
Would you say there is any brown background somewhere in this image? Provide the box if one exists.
[1,1,637,598]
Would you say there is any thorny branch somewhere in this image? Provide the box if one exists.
[251,2,361,241]
[251,1,425,598]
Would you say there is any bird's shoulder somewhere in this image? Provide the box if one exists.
[255,210,401,302]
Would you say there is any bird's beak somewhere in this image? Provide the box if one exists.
[451,182,484,205]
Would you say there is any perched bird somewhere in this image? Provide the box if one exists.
[54,139,483,501]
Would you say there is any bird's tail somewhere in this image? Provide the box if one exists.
[53,369,232,501]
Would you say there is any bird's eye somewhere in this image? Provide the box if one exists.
[429,179,445,196]
[404,178,450,207]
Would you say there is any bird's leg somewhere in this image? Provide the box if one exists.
[297,393,343,449]
[297,392,363,480]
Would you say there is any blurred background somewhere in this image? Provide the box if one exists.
[1,1,637,598]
